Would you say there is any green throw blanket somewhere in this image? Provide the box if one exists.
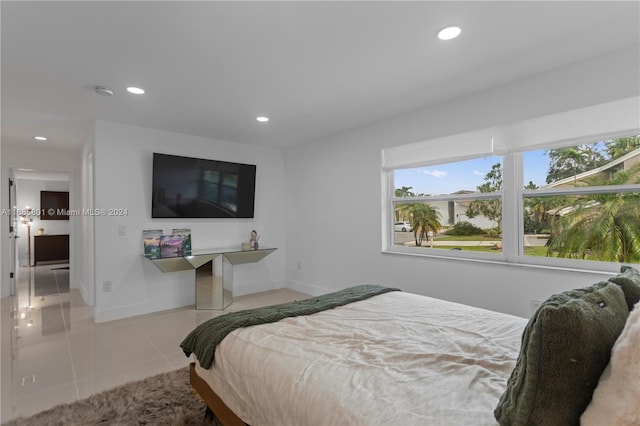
[181,284,400,369]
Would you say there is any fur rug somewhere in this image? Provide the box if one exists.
[5,367,218,426]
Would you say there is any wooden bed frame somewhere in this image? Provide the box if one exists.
[189,362,247,426]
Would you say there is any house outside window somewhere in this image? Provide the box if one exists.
[522,141,640,265]
[392,156,504,255]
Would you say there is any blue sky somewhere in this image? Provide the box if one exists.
[394,150,550,195]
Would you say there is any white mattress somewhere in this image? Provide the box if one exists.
[194,291,528,426]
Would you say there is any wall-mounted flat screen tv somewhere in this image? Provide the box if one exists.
[152,153,256,218]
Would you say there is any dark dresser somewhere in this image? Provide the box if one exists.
[34,234,69,265]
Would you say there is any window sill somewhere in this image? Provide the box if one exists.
[382,247,621,276]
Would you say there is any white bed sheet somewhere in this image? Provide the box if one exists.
[194,291,528,426]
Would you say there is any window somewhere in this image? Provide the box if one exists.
[392,156,504,256]
[381,97,640,272]
[522,139,640,266]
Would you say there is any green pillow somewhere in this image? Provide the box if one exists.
[495,282,628,426]
[608,265,640,311]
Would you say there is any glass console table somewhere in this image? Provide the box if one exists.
[145,247,277,310]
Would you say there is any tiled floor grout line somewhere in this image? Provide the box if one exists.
[2,266,77,420]
[73,354,172,386]
[131,321,177,370]
[3,380,77,410]
[52,267,82,401]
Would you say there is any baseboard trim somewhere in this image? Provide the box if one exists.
[233,280,284,297]
[94,294,194,323]
[284,280,334,297]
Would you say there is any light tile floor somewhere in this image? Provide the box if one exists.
[0,264,309,423]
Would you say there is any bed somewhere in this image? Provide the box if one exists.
[181,271,640,426]
[182,286,527,425]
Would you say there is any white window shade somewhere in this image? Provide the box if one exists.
[492,97,640,154]
[382,97,640,169]
[381,128,494,170]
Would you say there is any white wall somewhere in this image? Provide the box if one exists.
[92,121,286,322]
[15,178,70,266]
[283,46,640,318]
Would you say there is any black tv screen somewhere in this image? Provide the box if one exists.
[152,153,256,218]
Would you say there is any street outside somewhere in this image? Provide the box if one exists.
[393,231,549,247]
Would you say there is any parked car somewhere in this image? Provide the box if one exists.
[394,221,412,232]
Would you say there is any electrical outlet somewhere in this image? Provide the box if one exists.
[118,225,126,236]
[103,281,112,293]
[21,375,36,386]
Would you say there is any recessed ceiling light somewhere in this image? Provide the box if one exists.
[34,136,47,141]
[256,116,269,122]
[126,86,145,95]
[437,25,462,41]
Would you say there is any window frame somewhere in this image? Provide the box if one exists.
[381,97,640,274]
[514,178,640,271]
[389,189,506,262]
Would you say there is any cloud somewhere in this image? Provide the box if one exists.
[473,170,484,176]
[422,170,447,178]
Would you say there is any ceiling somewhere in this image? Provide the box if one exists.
[2,1,639,152]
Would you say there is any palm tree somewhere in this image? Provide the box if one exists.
[395,187,416,221]
[395,186,415,197]
[402,203,442,246]
[395,203,411,223]
[524,194,570,233]
[547,166,640,262]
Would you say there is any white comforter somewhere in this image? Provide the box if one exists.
[194,291,528,426]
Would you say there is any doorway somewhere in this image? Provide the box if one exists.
[13,170,71,269]
[11,170,73,321]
